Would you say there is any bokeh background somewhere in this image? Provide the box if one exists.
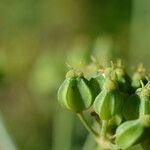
[0,0,150,150]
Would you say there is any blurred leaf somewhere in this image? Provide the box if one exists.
[0,113,17,150]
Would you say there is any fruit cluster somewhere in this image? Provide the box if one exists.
[58,61,150,150]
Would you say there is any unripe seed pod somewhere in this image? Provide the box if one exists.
[94,78,123,120]
[115,119,145,149]
[124,85,150,120]
[58,70,93,112]
[123,94,140,120]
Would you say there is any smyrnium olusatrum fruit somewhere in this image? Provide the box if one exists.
[57,60,150,150]
[58,70,94,112]
[93,76,123,120]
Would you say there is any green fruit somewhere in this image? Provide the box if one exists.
[58,70,93,112]
[123,85,150,120]
[94,79,123,120]
[123,94,140,120]
[115,120,145,149]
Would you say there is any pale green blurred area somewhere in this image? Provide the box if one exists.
[0,0,149,150]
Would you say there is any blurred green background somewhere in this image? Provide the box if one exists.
[0,0,149,150]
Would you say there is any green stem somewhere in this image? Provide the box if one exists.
[100,120,108,140]
[77,112,99,137]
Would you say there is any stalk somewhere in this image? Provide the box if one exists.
[100,120,108,140]
[77,112,99,137]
